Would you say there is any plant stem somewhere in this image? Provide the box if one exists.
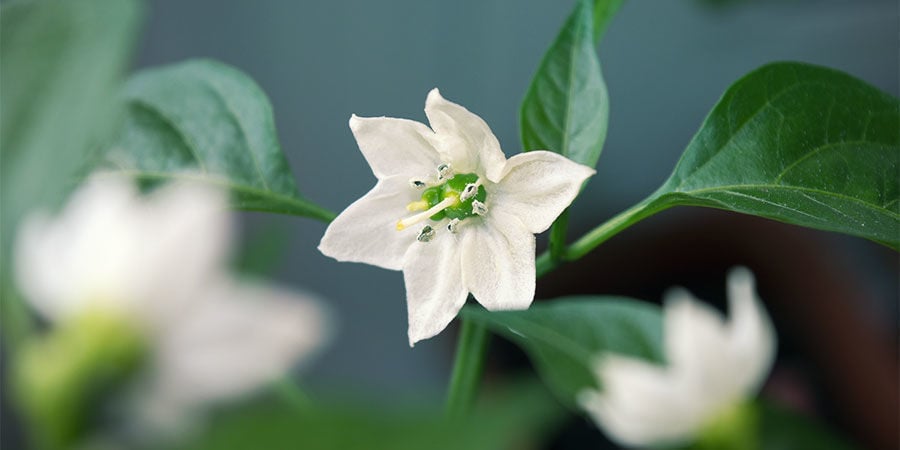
[274,377,313,410]
[445,318,489,418]
[565,194,670,260]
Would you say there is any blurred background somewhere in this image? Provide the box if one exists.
[6,0,897,448]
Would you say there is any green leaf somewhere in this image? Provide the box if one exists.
[520,0,609,169]
[0,0,142,347]
[656,62,900,249]
[177,380,564,450]
[462,297,663,408]
[105,59,335,222]
[563,62,900,261]
[592,0,626,42]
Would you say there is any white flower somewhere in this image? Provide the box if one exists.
[578,268,776,448]
[14,175,330,431]
[319,89,594,346]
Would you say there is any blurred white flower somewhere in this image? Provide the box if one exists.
[578,268,776,448]
[14,175,330,431]
[319,89,594,346]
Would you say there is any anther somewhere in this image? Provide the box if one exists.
[459,183,479,202]
[447,218,460,234]
[437,163,453,180]
[417,225,436,242]
[471,200,488,216]
[409,179,427,189]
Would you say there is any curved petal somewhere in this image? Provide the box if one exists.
[14,176,145,321]
[663,285,760,411]
[403,232,467,346]
[726,267,776,396]
[143,278,330,430]
[136,180,232,326]
[319,176,420,270]
[460,210,535,311]
[580,355,705,447]
[492,151,595,234]
[424,88,507,181]
[349,114,442,180]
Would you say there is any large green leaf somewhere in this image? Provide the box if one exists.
[177,381,563,450]
[566,62,900,258]
[520,0,609,169]
[655,62,900,248]
[105,60,334,221]
[0,0,142,346]
[463,297,663,408]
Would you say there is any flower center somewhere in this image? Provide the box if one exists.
[396,165,488,240]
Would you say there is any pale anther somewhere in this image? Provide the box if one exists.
[471,200,488,216]
[437,163,453,180]
[459,183,479,202]
[417,225,436,242]
[447,218,460,234]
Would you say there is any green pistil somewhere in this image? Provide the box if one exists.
[421,173,486,221]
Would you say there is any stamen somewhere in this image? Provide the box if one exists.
[417,225,436,242]
[447,218,460,234]
[409,179,427,189]
[397,196,458,230]
[471,200,488,216]
[459,182,481,202]
[406,200,429,212]
[437,163,453,180]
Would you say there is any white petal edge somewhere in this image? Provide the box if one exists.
[349,115,442,180]
[319,175,420,271]
[580,355,705,447]
[725,267,776,396]
[460,210,535,311]
[14,175,145,321]
[403,232,468,346]
[131,180,232,328]
[491,150,595,234]
[424,88,507,182]
[663,287,733,384]
[142,278,331,430]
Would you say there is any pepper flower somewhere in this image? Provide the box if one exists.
[319,89,594,346]
[578,268,777,448]
[14,175,330,435]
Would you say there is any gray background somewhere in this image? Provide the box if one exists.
[135,0,898,402]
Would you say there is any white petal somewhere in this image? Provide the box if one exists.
[725,267,777,396]
[580,355,705,447]
[349,115,442,180]
[492,151,595,234]
[14,176,145,321]
[14,175,233,327]
[132,181,232,327]
[319,176,420,270]
[403,232,468,346]
[424,88,507,181]
[663,288,733,381]
[460,210,535,311]
[146,278,330,423]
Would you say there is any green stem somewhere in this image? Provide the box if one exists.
[445,318,489,418]
[274,377,313,410]
[566,194,670,259]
